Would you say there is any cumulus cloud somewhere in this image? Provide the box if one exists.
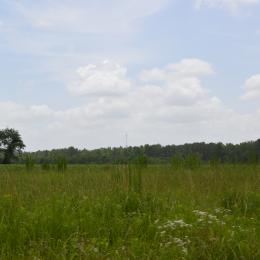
[0,102,54,124]
[241,74,260,100]
[0,99,132,150]
[165,59,214,78]
[194,0,260,10]
[140,59,213,82]
[139,59,214,106]
[68,61,131,97]
[1,59,260,150]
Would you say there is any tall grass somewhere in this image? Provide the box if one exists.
[56,157,68,172]
[24,154,35,172]
[0,164,259,259]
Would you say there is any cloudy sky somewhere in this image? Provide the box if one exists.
[1,0,260,151]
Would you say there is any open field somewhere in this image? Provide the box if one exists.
[0,164,259,259]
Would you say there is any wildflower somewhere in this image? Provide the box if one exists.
[160,231,166,236]
[182,247,188,255]
[193,210,207,216]
[208,214,218,221]
[93,247,99,253]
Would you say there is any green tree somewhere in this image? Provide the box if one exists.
[0,128,25,164]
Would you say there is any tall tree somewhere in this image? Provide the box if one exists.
[0,128,25,164]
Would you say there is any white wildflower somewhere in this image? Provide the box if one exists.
[93,247,99,253]
[182,247,188,255]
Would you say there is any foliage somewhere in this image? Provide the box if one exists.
[23,139,260,165]
[0,128,25,164]
[0,164,259,258]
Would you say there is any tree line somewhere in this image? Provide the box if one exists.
[25,140,260,165]
[1,128,260,165]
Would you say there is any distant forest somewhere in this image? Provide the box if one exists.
[24,139,260,164]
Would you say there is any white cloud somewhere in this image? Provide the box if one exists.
[140,59,213,82]
[241,74,260,100]
[0,102,54,124]
[1,59,260,150]
[0,99,131,150]
[194,0,260,10]
[63,59,258,147]
[139,59,213,106]
[68,61,131,96]
[166,59,214,78]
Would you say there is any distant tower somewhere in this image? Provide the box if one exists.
[125,133,128,148]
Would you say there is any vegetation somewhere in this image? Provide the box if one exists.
[56,156,68,172]
[0,164,259,259]
[0,128,25,164]
[25,154,35,172]
[1,129,260,258]
[22,139,260,165]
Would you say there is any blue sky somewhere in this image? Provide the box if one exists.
[1,0,260,150]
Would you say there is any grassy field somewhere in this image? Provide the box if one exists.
[0,164,259,259]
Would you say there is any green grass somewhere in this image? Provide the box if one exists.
[0,164,259,259]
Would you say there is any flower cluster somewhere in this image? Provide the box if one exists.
[193,210,226,225]
[155,219,191,255]
[157,219,192,230]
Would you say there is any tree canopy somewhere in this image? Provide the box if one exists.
[0,128,25,164]
[23,139,260,165]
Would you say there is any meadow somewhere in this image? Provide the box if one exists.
[0,164,259,259]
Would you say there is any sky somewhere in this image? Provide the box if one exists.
[1,0,260,151]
